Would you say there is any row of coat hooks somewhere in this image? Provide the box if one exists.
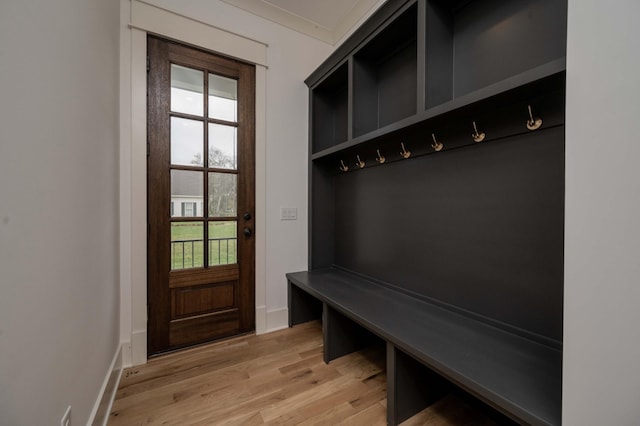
[339,105,543,172]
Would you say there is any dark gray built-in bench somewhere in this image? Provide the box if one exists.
[288,269,561,425]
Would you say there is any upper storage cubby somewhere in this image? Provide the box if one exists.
[311,62,349,153]
[425,0,567,109]
[353,3,418,138]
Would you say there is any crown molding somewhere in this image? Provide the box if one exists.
[221,0,382,45]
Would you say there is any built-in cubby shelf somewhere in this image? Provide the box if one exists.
[425,0,567,109]
[353,3,418,137]
[311,62,348,153]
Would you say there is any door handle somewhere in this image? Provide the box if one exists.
[243,212,252,221]
[243,227,252,237]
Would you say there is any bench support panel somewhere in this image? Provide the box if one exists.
[387,343,448,425]
[323,304,378,363]
[288,280,323,327]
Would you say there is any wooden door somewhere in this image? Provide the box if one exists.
[147,36,255,355]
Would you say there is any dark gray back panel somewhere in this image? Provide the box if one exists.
[377,40,418,129]
[452,0,567,97]
[334,127,564,341]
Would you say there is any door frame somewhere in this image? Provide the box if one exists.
[121,0,268,365]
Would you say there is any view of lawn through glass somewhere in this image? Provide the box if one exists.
[171,221,237,270]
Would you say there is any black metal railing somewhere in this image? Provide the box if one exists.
[170,237,237,270]
[208,237,237,266]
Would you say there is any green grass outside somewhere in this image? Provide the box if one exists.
[171,221,237,270]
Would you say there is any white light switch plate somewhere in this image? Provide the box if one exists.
[280,207,297,220]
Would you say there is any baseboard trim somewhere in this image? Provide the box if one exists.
[120,341,132,368]
[256,304,267,334]
[88,344,124,426]
[266,307,289,333]
[131,329,147,366]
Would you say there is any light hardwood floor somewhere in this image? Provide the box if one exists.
[109,321,498,425]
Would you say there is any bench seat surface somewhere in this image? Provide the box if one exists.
[287,268,561,426]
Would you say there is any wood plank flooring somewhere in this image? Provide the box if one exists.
[109,322,499,425]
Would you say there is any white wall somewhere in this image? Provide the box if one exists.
[564,1,640,424]
[0,0,121,424]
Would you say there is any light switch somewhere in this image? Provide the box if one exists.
[280,207,297,220]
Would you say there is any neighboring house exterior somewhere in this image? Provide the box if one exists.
[171,170,203,218]
[171,197,202,218]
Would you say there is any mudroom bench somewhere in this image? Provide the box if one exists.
[290,0,567,424]
[287,268,561,426]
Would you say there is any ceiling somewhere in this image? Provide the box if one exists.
[221,0,385,45]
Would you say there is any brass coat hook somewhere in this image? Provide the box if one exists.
[376,149,386,164]
[339,160,349,172]
[400,142,411,159]
[431,134,443,151]
[472,121,486,142]
[356,155,365,169]
[526,105,543,131]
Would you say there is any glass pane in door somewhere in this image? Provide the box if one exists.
[171,118,204,166]
[208,172,237,217]
[208,74,237,122]
[171,64,204,116]
[208,221,237,265]
[171,170,203,217]
[171,222,204,270]
[208,123,237,169]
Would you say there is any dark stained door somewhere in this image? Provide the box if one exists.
[147,35,255,355]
